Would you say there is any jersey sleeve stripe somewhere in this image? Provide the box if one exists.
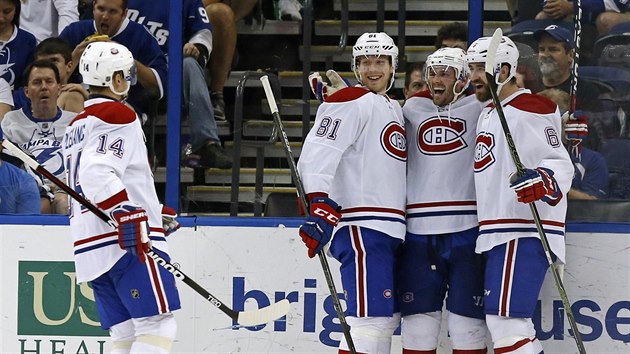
[96,189,130,210]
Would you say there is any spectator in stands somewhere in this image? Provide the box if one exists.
[204,0,258,121]
[19,0,78,43]
[535,0,574,21]
[535,0,630,35]
[515,42,544,93]
[507,0,544,23]
[538,88,609,199]
[403,61,427,99]
[0,149,40,214]
[435,22,468,50]
[13,37,88,114]
[60,0,167,125]
[127,0,232,169]
[0,77,12,117]
[2,60,77,214]
[534,24,601,111]
[591,1,630,34]
[0,0,36,91]
[34,37,87,113]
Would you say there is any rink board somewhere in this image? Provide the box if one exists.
[1,220,629,353]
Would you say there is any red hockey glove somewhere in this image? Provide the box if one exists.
[161,204,180,236]
[563,110,588,159]
[509,167,563,206]
[111,203,150,262]
[309,70,350,103]
[299,197,342,258]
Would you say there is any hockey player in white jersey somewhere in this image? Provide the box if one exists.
[298,32,406,354]
[399,47,488,354]
[467,36,573,354]
[2,60,77,214]
[63,41,180,354]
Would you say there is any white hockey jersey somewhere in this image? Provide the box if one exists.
[404,92,483,235]
[474,89,573,262]
[2,107,76,180]
[63,97,167,282]
[298,87,407,240]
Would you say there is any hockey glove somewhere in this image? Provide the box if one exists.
[161,204,180,236]
[309,70,350,103]
[509,167,563,206]
[562,110,588,159]
[111,204,150,262]
[299,197,342,258]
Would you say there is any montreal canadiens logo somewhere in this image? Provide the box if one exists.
[474,132,495,172]
[417,116,467,155]
[380,122,407,161]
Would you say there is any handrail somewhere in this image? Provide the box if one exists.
[229,71,281,216]
[165,0,183,210]
[377,0,385,32]
[336,0,349,56]
[398,0,407,69]
[302,0,314,140]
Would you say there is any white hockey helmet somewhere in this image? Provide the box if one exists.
[80,41,136,96]
[467,35,519,79]
[425,47,470,102]
[352,32,398,91]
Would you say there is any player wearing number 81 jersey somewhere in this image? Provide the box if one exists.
[298,32,406,354]
[63,41,180,353]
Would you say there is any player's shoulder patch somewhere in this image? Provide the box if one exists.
[508,93,557,114]
[325,86,371,103]
[83,101,137,125]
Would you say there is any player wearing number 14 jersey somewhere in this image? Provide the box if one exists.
[63,42,179,353]
[298,32,406,354]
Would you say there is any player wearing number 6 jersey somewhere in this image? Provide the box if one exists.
[298,32,406,354]
[63,41,180,353]
[467,35,573,354]
[398,47,488,354]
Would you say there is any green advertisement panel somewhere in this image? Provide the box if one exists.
[17,261,108,336]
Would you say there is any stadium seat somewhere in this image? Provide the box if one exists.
[264,192,300,217]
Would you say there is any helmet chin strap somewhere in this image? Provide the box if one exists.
[494,63,514,97]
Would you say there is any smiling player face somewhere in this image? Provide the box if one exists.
[357,55,394,93]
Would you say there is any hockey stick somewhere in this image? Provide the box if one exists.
[260,75,357,354]
[1,139,290,328]
[569,0,582,114]
[485,28,587,354]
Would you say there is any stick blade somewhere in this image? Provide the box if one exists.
[485,28,503,76]
[235,299,291,327]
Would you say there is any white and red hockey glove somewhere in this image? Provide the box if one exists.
[299,197,342,258]
[509,167,563,206]
[110,203,150,262]
[160,204,180,236]
[309,70,350,103]
[562,110,588,159]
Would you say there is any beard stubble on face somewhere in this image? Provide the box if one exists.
[539,57,560,77]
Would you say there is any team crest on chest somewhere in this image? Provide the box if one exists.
[474,132,495,172]
[417,116,467,155]
[380,122,407,161]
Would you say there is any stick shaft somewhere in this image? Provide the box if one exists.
[569,0,583,113]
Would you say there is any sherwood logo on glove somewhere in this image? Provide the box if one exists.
[118,212,147,223]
